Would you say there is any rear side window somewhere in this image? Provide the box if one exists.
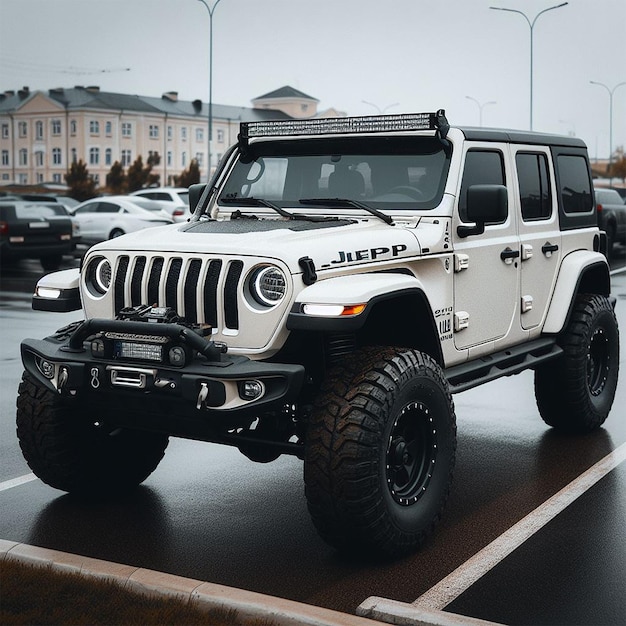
[557,155,593,214]
[516,152,552,220]
[459,150,506,222]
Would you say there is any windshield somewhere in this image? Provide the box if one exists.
[219,136,451,211]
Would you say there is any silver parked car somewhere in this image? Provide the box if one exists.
[130,187,190,222]
[70,196,173,245]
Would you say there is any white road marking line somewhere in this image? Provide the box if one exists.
[0,473,38,492]
[411,441,626,611]
[358,441,626,622]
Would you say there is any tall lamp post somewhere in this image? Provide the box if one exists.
[465,96,496,127]
[362,100,399,114]
[590,80,626,181]
[197,0,223,180]
[490,2,568,131]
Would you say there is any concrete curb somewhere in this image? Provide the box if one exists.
[0,539,381,626]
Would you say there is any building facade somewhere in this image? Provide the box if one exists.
[0,85,340,188]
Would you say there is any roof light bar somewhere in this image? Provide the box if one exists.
[241,110,447,140]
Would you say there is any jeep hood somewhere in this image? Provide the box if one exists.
[91,216,451,273]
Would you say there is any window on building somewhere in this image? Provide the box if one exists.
[182,151,187,167]
[89,120,100,134]
[70,120,77,135]
[18,121,27,138]
[181,127,187,141]
[196,152,203,166]
[18,173,28,184]
[217,129,224,143]
[1,150,9,166]
[105,121,112,136]
[105,148,112,166]
[89,147,100,165]
[149,125,159,139]
[167,151,173,166]
[167,125,173,140]
[19,148,28,165]
[35,151,44,167]
[1,123,9,139]
[35,121,44,140]
[52,173,62,183]
[196,128,204,142]
[51,119,62,135]
[122,122,132,137]
[36,173,44,183]
[71,148,77,164]
[121,149,132,166]
[52,147,62,166]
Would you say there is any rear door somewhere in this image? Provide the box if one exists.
[513,148,561,330]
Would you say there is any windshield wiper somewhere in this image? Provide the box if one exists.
[220,196,339,222]
[299,198,394,225]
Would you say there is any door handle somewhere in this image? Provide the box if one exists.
[500,247,520,262]
[541,242,559,255]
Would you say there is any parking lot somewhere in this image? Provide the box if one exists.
[0,255,623,625]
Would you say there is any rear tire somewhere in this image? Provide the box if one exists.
[109,228,124,239]
[16,371,169,495]
[535,294,619,432]
[304,347,456,558]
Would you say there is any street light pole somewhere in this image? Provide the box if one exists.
[197,0,223,181]
[465,96,496,127]
[361,100,399,114]
[490,2,568,131]
[590,80,626,181]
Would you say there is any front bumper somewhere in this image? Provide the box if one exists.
[20,319,305,432]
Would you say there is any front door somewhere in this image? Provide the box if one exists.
[453,146,520,350]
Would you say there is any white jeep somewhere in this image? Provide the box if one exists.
[19,111,619,557]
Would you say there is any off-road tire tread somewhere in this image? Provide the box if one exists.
[16,371,168,494]
[535,294,619,432]
[304,347,456,557]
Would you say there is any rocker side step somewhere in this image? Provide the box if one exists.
[445,337,562,394]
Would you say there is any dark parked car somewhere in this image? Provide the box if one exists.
[0,200,74,270]
[595,188,626,255]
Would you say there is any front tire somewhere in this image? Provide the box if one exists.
[304,347,456,558]
[16,372,169,495]
[535,294,619,433]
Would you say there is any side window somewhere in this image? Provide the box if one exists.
[516,152,552,221]
[459,150,505,222]
[557,155,593,214]
[97,202,120,213]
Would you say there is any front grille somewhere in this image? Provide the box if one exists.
[113,255,244,330]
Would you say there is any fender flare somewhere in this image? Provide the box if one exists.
[287,272,431,331]
[32,268,82,312]
[543,250,610,334]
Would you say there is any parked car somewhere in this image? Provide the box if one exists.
[70,196,173,245]
[595,187,626,255]
[609,187,626,202]
[32,202,82,249]
[130,187,190,222]
[0,200,74,270]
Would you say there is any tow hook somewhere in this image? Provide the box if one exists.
[196,382,209,409]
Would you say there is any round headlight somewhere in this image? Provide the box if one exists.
[86,257,112,296]
[249,265,287,307]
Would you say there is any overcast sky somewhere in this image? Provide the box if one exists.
[1,0,624,158]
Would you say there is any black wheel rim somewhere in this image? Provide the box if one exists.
[386,401,437,506]
[587,326,610,396]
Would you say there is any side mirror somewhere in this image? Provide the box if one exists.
[188,183,207,212]
[457,184,508,238]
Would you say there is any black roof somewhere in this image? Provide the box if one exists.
[458,126,586,148]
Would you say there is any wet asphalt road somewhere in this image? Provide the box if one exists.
[1,253,625,625]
